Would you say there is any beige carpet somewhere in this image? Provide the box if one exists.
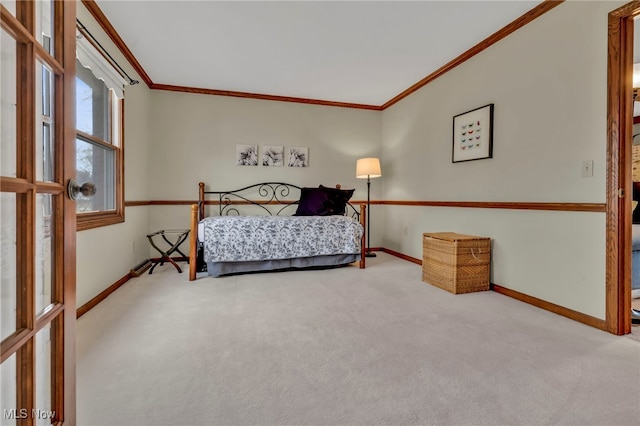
[77,253,640,426]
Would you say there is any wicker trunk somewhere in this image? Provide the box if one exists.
[422,232,491,294]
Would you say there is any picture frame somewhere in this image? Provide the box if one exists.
[287,146,309,167]
[262,145,284,167]
[452,104,494,163]
[236,144,258,166]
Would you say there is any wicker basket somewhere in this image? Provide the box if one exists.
[422,232,491,294]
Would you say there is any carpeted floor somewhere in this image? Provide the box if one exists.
[77,253,640,426]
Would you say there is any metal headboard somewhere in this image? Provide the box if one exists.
[197,181,360,220]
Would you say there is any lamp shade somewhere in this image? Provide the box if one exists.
[356,158,382,179]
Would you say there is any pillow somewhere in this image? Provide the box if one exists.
[319,185,355,216]
[295,187,334,216]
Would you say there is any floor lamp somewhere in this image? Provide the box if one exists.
[356,158,382,258]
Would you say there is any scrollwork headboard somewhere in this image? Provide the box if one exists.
[197,181,360,220]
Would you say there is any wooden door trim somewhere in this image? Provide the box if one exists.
[0,1,77,422]
[61,1,78,421]
[606,1,640,335]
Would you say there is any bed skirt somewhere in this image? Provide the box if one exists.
[206,253,360,277]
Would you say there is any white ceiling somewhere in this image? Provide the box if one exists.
[94,0,543,106]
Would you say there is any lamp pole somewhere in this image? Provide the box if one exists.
[356,157,381,258]
[366,175,376,257]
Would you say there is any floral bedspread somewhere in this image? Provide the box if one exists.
[201,215,363,262]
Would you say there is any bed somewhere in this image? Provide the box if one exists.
[189,182,366,280]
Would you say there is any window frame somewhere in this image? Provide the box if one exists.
[74,46,124,232]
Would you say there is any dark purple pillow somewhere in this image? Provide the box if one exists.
[295,187,335,216]
[319,185,355,215]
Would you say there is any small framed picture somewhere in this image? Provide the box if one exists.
[287,146,309,167]
[262,145,284,167]
[452,104,494,163]
[236,144,258,166]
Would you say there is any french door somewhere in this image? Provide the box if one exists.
[1,1,76,424]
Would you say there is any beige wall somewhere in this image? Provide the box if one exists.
[380,0,625,319]
[146,91,383,246]
[75,3,151,308]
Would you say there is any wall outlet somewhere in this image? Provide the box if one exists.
[131,241,136,253]
[582,160,594,177]
[403,225,408,236]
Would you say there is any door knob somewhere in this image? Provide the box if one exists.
[67,179,97,200]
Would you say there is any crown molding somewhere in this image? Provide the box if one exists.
[150,83,382,110]
[82,0,563,110]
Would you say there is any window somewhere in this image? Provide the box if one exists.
[75,34,125,230]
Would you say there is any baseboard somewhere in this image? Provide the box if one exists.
[76,272,131,319]
[490,284,607,331]
[380,247,421,265]
[379,247,608,332]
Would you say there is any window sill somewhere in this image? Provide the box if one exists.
[77,211,124,231]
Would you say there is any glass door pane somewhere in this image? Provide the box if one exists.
[36,60,55,183]
[1,192,17,341]
[1,29,17,178]
[35,323,52,425]
[0,352,17,426]
[35,0,54,55]
[35,194,54,314]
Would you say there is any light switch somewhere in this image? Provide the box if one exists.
[582,160,594,177]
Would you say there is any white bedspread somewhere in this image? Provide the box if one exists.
[201,215,363,262]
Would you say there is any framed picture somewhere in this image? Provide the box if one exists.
[262,145,284,167]
[287,146,309,167]
[236,144,258,166]
[452,104,494,163]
